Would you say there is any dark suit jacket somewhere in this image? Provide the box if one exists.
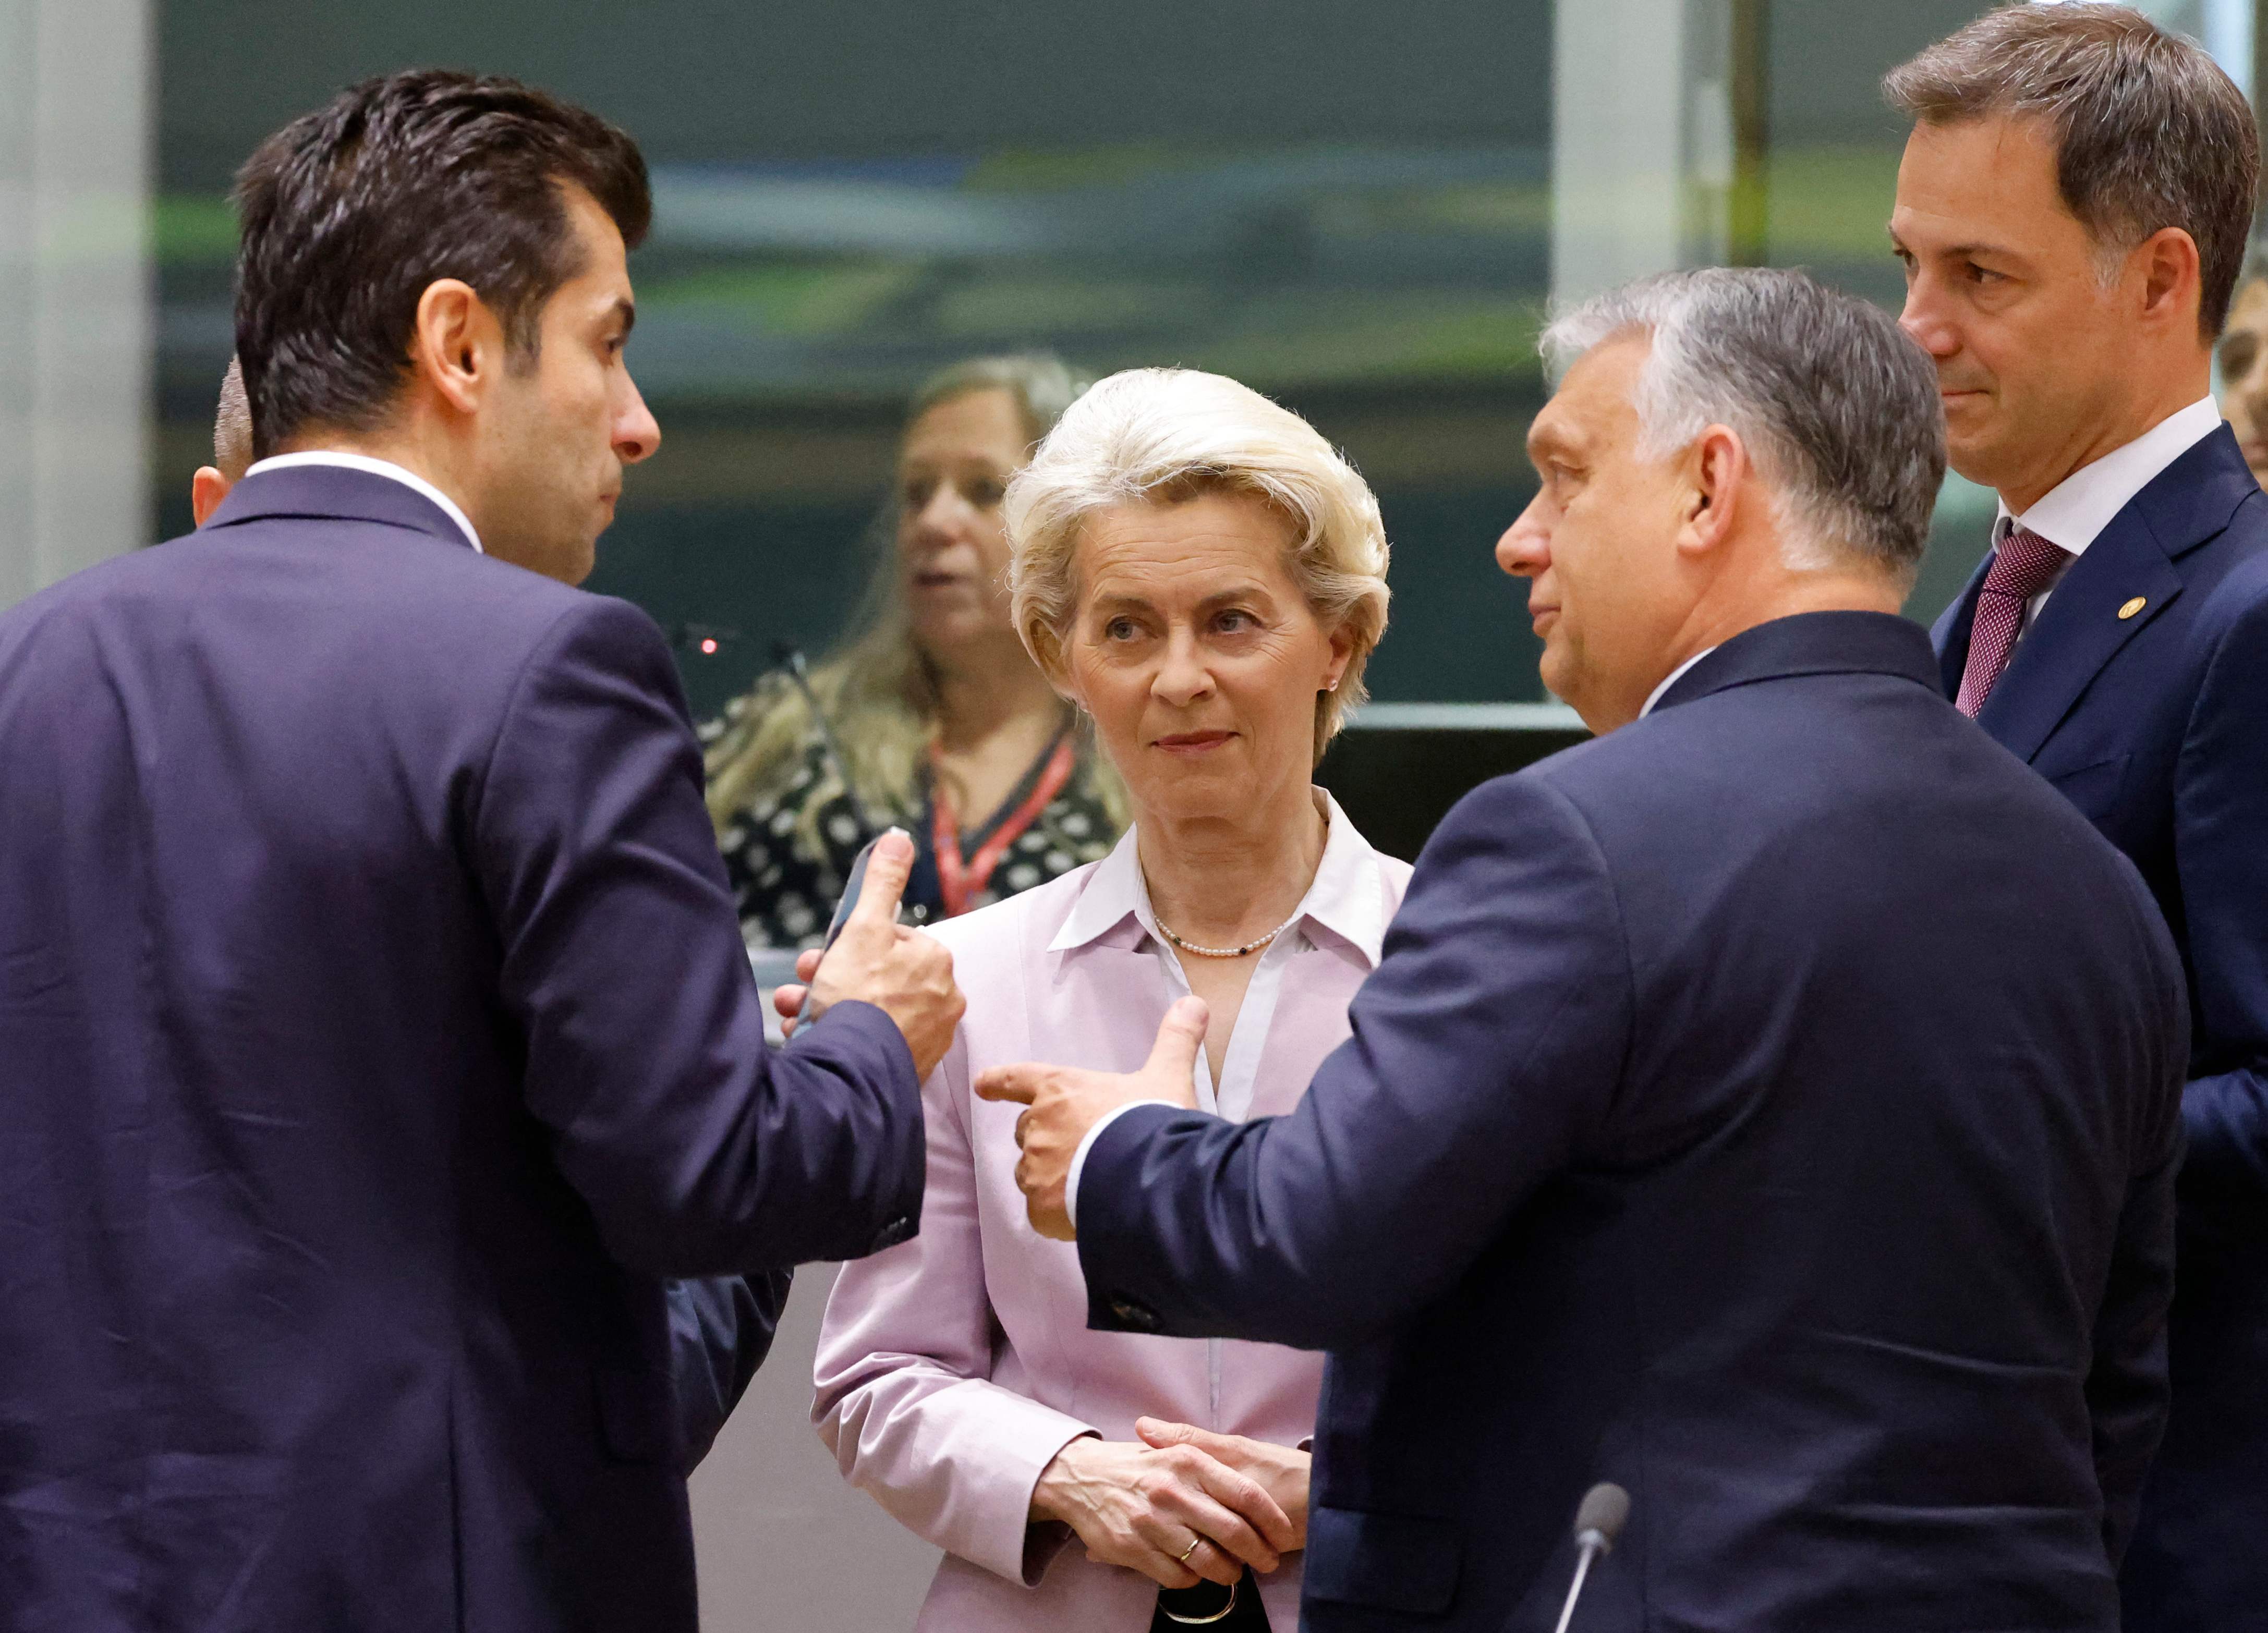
[1076,613,2187,1632]
[667,1272,792,1471]
[0,467,925,1633]
[1930,426,2268,1632]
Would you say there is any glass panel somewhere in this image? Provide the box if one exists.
[153,1,1556,715]
[155,3,2252,709]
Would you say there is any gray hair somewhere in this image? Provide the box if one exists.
[1541,267,1946,583]
[1884,3,2258,337]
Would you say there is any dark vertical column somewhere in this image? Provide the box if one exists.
[1728,0,1770,267]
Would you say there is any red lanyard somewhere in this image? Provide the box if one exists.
[931,736,1077,918]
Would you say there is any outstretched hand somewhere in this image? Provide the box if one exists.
[975,995,1207,1239]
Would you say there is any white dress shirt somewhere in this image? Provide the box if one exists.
[1994,394,2221,629]
[1641,645,1719,717]
[244,451,485,554]
[1061,791,1386,1227]
[1629,395,2214,721]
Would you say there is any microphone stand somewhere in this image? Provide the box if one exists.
[1550,1483,1629,1633]
[1550,1533,1606,1633]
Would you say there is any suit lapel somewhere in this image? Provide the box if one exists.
[1969,424,2255,764]
[1976,514,2182,762]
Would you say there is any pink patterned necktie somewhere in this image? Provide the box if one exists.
[1955,524,2072,718]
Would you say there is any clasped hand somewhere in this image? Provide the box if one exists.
[1029,1417,1309,1589]
[974,995,1209,1239]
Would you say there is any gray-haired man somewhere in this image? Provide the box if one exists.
[1887,12,2268,1625]
[980,267,2187,1631]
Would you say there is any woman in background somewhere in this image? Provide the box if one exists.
[702,354,1126,947]
[2216,247,2268,488]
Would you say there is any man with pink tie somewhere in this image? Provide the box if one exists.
[1886,13,2268,1623]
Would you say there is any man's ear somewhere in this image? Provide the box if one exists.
[407,278,504,417]
[190,466,231,528]
[2134,226,2202,333]
[1677,425,1748,558]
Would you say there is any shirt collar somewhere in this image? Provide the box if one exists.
[1994,395,2222,558]
[1048,788,1388,968]
[243,452,485,554]
[1640,645,1719,718]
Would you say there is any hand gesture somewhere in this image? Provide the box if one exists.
[774,828,963,1078]
[975,996,1207,1239]
[1028,1432,1296,1589]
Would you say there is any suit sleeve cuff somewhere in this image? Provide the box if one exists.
[1065,1100,1179,1230]
[787,999,925,1256]
[803,996,920,1089]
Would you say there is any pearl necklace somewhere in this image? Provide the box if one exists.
[1152,910,1303,959]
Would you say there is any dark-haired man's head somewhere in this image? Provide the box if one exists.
[1884,4,2257,513]
[191,356,253,527]
[233,69,660,583]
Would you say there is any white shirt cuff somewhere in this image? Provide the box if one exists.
[1063,1100,1178,1229]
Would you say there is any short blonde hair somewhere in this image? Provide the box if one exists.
[1005,368,1391,761]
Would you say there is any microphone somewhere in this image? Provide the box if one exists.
[1551,1482,1630,1633]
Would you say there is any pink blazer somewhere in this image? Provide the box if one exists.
[814,804,1410,1630]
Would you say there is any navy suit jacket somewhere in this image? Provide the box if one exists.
[0,468,925,1633]
[1076,613,2187,1632]
[666,1271,791,1470]
[1929,426,2268,1631]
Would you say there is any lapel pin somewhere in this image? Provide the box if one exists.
[2118,596,2147,620]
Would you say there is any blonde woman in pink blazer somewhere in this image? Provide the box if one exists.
[811,368,1408,1632]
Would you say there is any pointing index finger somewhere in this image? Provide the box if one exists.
[974,1065,1041,1106]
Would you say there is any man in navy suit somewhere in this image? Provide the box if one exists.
[182,352,775,1477]
[1886,14,2268,1626]
[0,71,962,1632]
[982,269,2189,1631]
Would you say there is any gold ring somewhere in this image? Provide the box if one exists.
[1176,1537,1203,1565]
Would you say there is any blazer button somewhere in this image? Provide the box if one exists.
[1109,1297,1158,1332]
[876,1215,913,1249]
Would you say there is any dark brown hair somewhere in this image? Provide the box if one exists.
[1884,3,2259,337]
[233,69,651,458]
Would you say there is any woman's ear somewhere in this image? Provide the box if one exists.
[1032,629,1085,712]
[1320,618,1356,695]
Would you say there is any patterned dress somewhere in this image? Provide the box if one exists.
[700,690,1123,952]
